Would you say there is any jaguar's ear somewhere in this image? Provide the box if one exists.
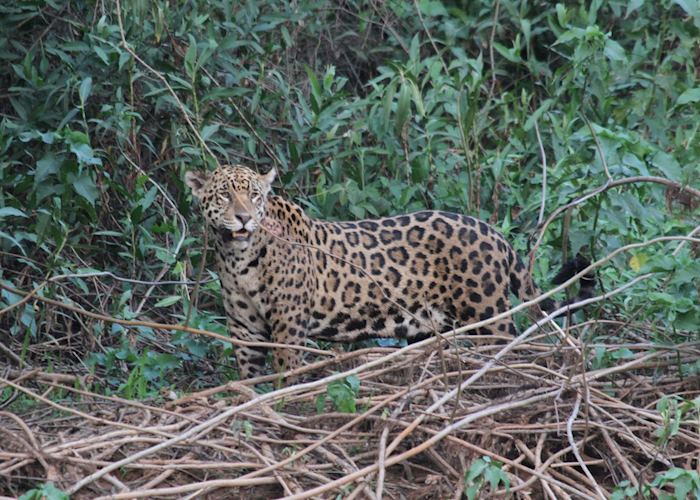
[260,168,276,192]
[185,170,211,200]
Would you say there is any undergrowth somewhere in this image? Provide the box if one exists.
[0,1,698,495]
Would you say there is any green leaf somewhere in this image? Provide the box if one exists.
[201,123,220,140]
[35,154,61,183]
[625,0,644,18]
[63,129,90,145]
[395,81,411,136]
[326,378,357,413]
[0,231,27,255]
[408,80,425,117]
[677,88,700,105]
[19,482,69,500]
[0,207,27,218]
[94,45,109,65]
[604,39,626,62]
[492,41,522,63]
[280,25,292,48]
[70,143,102,166]
[650,151,682,181]
[419,0,448,16]
[154,295,182,307]
[118,50,131,70]
[315,393,326,413]
[79,76,93,104]
[466,484,481,500]
[611,347,634,360]
[524,98,552,131]
[69,173,99,206]
[382,81,397,132]
[466,457,489,482]
[184,34,198,78]
[556,3,568,26]
[660,467,687,480]
[305,66,322,115]
[139,186,158,212]
[242,420,253,440]
[346,374,360,393]
[409,33,420,63]
[483,464,509,490]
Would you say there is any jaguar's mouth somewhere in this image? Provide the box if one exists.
[220,227,250,243]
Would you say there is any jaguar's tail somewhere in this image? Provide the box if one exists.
[511,252,596,316]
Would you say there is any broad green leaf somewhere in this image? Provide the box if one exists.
[305,66,322,115]
[408,80,425,117]
[69,173,99,206]
[650,151,682,181]
[79,76,92,104]
[660,467,687,480]
[677,88,700,105]
[315,393,326,413]
[118,51,131,70]
[395,81,411,136]
[0,207,27,218]
[524,99,552,131]
[629,254,648,272]
[409,33,420,63]
[154,295,181,307]
[465,457,489,482]
[625,0,645,18]
[492,41,522,63]
[604,39,626,62]
[94,46,109,64]
[70,143,102,166]
[280,25,292,48]
[184,34,198,78]
[34,153,62,184]
[0,231,27,255]
[201,123,220,140]
[382,81,397,132]
[483,464,509,490]
[346,375,360,393]
[611,347,634,360]
[556,4,568,26]
[19,482,69,500]
[419,0,447,16]
[63,129,90,145]
[672,0,698,17]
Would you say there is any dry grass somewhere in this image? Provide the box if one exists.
[2,317,698,499]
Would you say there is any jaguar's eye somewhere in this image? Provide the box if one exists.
[218,194,231,204]
[251,193,262,203]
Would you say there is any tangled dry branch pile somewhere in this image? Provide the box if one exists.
[1,312,699,498]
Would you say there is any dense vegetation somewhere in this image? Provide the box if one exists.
[1,0,699,497]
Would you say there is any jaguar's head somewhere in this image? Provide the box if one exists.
[185,165,276,250]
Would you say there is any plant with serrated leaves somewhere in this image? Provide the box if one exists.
[316,375,361,413]
[464,456,510,500]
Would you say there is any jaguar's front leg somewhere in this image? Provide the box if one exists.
[228,323,268,380]
[269,311,308,380]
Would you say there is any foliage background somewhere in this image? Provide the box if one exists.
[0,0,699,494]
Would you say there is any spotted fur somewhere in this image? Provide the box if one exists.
[186,165,595,379]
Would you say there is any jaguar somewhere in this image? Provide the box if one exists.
[185,165,594,379]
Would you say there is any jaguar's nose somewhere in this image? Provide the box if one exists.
[238,214,252,224]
